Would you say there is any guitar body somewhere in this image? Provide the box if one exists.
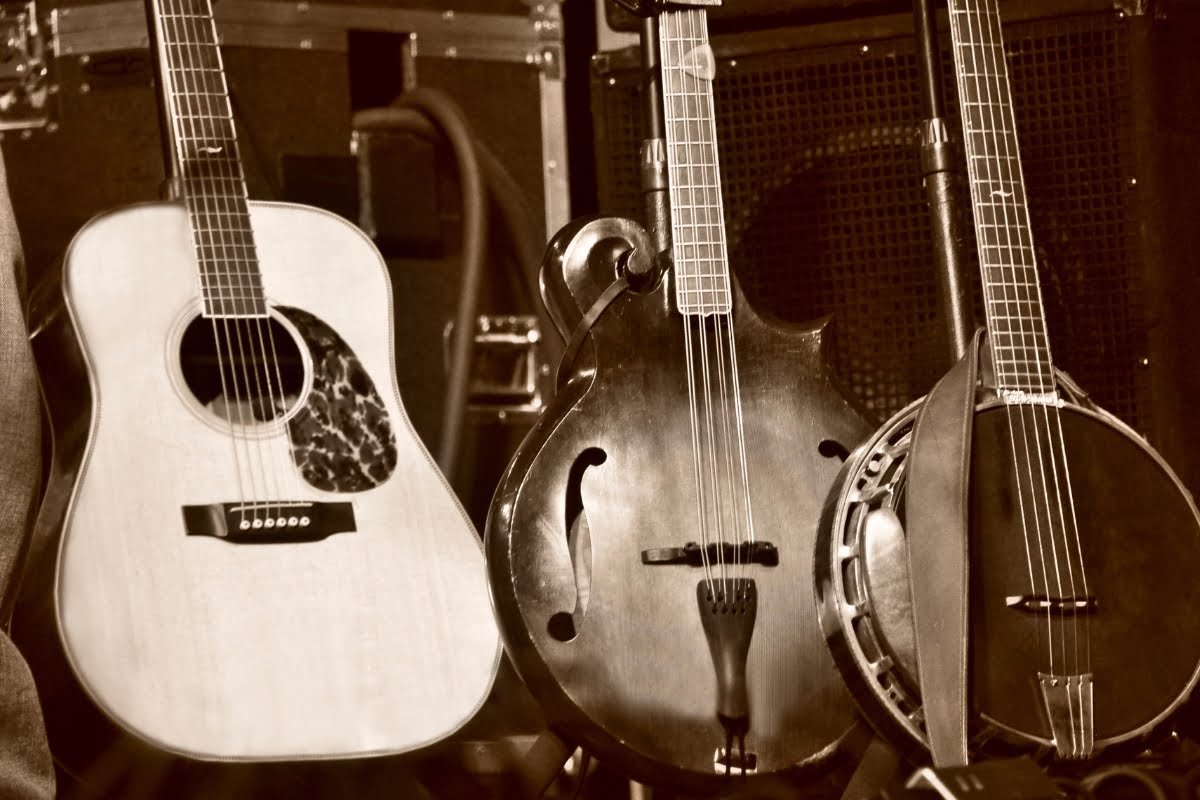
[818,390,1200,757]
[53,200,499,760]
[487,217,872,790]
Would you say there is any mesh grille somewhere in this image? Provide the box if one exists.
[593,12,1146,427]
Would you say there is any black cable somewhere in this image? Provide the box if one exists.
[357,89,487,479]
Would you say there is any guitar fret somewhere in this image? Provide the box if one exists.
[154,0,264,314]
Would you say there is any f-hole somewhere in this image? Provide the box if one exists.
[547,447,606,643]
[819,439,850,462]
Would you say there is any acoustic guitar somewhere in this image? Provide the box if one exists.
[816,0,1200,761]
[33,0,499,760]
[486,3,872,790]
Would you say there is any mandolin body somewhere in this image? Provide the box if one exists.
[44,200,499,760]
[487,216,872,790]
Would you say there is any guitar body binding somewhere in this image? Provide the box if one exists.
[45,200,500,761]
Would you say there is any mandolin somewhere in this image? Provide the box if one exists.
[816,0,1200,762]
[486,3,871,790]
[28,0,499,760]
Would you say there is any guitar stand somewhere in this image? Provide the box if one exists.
[890,757,1062,800]
[506,729,577,797]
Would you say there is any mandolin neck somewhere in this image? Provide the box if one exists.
[148,0,264,318]
[947,0,1055,397]
[658,7,732,318]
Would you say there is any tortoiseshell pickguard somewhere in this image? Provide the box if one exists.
[277,306,398,492]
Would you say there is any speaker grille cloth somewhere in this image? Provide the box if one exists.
[593,12,1147,428]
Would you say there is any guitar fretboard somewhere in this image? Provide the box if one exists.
[948,0,1055,395]
[151,0,264,318]
[659,8,731,317]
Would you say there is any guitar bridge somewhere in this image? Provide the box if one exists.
[182,501,355,543]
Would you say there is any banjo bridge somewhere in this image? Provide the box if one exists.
[1005,594,1097,615]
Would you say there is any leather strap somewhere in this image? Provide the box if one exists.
[905,327,985,767]
[555,275,631,391]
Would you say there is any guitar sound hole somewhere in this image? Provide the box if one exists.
[179,314,305,426]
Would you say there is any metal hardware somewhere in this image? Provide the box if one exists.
[906,757,1061,798]
[1113,0,1149,16]
[1038,673,1095,759]
[51,1,561,63]
[444,315,545,421]
[998,389,1064,407]
[0,1,53,131]
[712,746,757,775]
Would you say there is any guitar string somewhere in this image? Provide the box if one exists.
[196,0,303,515]
[190,0,302,519]
[951,0,1058,684]
[663,11,715,592]
[172,0,266,515]
[159,0,252,526]
[179,0,282,522]
[979,0,1090,708]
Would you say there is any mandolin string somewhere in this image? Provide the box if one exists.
[664,11,715,592]
[160,0,250,524]
[695,6,755,576]
[724,311,756,554]
[980,0,1089,694]
[952,0,1057,682]
[683,8,728,590]
[690,8,752,583]
[685,7,735,587]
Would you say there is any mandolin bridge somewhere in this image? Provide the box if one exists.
[182,502,355,543]
[641,541,778,567]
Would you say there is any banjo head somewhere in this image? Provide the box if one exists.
[818,398,1200,757]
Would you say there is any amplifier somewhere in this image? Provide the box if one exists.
[591,0,1200,491]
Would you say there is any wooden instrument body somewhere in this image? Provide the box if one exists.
[52,200,499,760]
[487,216,872,789]
[817,387,1200,758]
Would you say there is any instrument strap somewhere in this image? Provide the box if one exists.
[905,326,985,767]
[555,275,631,392]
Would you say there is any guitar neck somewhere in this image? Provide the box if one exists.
[659,7,732,317]
[947,0,1055,396]
[148,0,265,318]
